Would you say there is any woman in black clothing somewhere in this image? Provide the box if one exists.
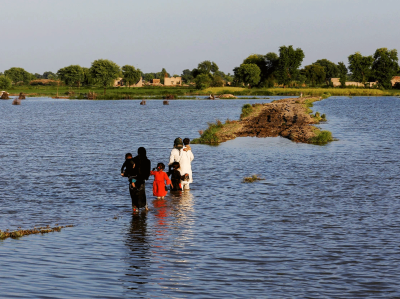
[129,147,151,212]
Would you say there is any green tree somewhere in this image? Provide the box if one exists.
[348,52,374,86]
[90,59,121,94]
[275,45,305,87]
[233,63,261,88]
[314,59,338,85]
[57,65,84,88]
[4,67,33,84]
[0,75,12,89]
[243,54,266,84]
[195,73,212,89]
[210,75,224,87]
[338,62,348,88]
[264,52,279,77]
[197,60,219,75]
[303,64,326,86]
[43,71,56,79]
[82,67,93,86]
[159,68,169,84]
[181,69,194,83]
[144,73,155,82]
[121,65,141,88]
[372,48,398,89]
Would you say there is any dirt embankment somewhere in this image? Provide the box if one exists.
[212,97,327,144]
[237,97,319,143]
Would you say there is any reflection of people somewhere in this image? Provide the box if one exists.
[123,213,149,292]
[129,147,151,213]
[181,138,194,190]
[150,163,171,199]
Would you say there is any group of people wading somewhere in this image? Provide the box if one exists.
[120,138,194,213]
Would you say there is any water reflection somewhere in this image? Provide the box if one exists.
[122,191,196,296]
[123,213,150,290]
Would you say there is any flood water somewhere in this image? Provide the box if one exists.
[1,96,400,298]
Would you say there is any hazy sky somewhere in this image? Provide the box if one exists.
[1,0,399,74]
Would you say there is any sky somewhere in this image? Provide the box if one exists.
[1,0,399,75]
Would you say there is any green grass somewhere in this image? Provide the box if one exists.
[5,84,400,98]
[191,120,224,144]
[240,103,253,119]
[310,130,333,144]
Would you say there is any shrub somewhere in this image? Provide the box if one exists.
[192,121,224,144]
[0,75,12,89]
[240,103,253,119]
[195,74,212,90]
[310,130,333,144]
[321,92,331,99]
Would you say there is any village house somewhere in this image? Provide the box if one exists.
[164,77,182,86]
[113,77,143,87]
[331,78,376,87]
[391,76,400,87]
[331,76,400,88]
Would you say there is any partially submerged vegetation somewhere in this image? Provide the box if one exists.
[0,225,74,240]
[2,85,400,99]
[192,97,334,145]
[242,174,265,183]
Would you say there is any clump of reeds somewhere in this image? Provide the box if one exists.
[321,92,331,99]
[242,174,265,183]
[240,103,253,119]
[310,130,333,144]
[192,119,224,144]
[312,111,327,122]
[0,225,74,240]
[87,91,97,100]
[225,118,237,124]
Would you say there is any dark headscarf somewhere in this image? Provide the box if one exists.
[133,147,151,182]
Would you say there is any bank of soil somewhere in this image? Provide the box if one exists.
[193,97,332,144]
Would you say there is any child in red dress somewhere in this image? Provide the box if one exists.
[150,163,171,199]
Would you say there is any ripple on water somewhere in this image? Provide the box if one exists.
[1,97,400,298]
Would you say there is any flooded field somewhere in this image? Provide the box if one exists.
[1,96,400,298]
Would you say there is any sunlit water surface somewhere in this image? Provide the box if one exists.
[1,96,400,298]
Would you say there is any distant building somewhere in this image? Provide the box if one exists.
[331,76,400,87]
[114,77,143,87]
[331,78,376,87]
[164,77,182,86]
[151,79,160,84]
[391,76,400,86]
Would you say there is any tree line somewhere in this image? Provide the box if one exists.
[1,47,399,91]
[231,46,400,89]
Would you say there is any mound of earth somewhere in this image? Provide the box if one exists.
[218,94,237,99]
[210,97,325,144]
[237,98,317,143]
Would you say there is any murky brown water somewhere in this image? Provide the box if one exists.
[1,96,400,298]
